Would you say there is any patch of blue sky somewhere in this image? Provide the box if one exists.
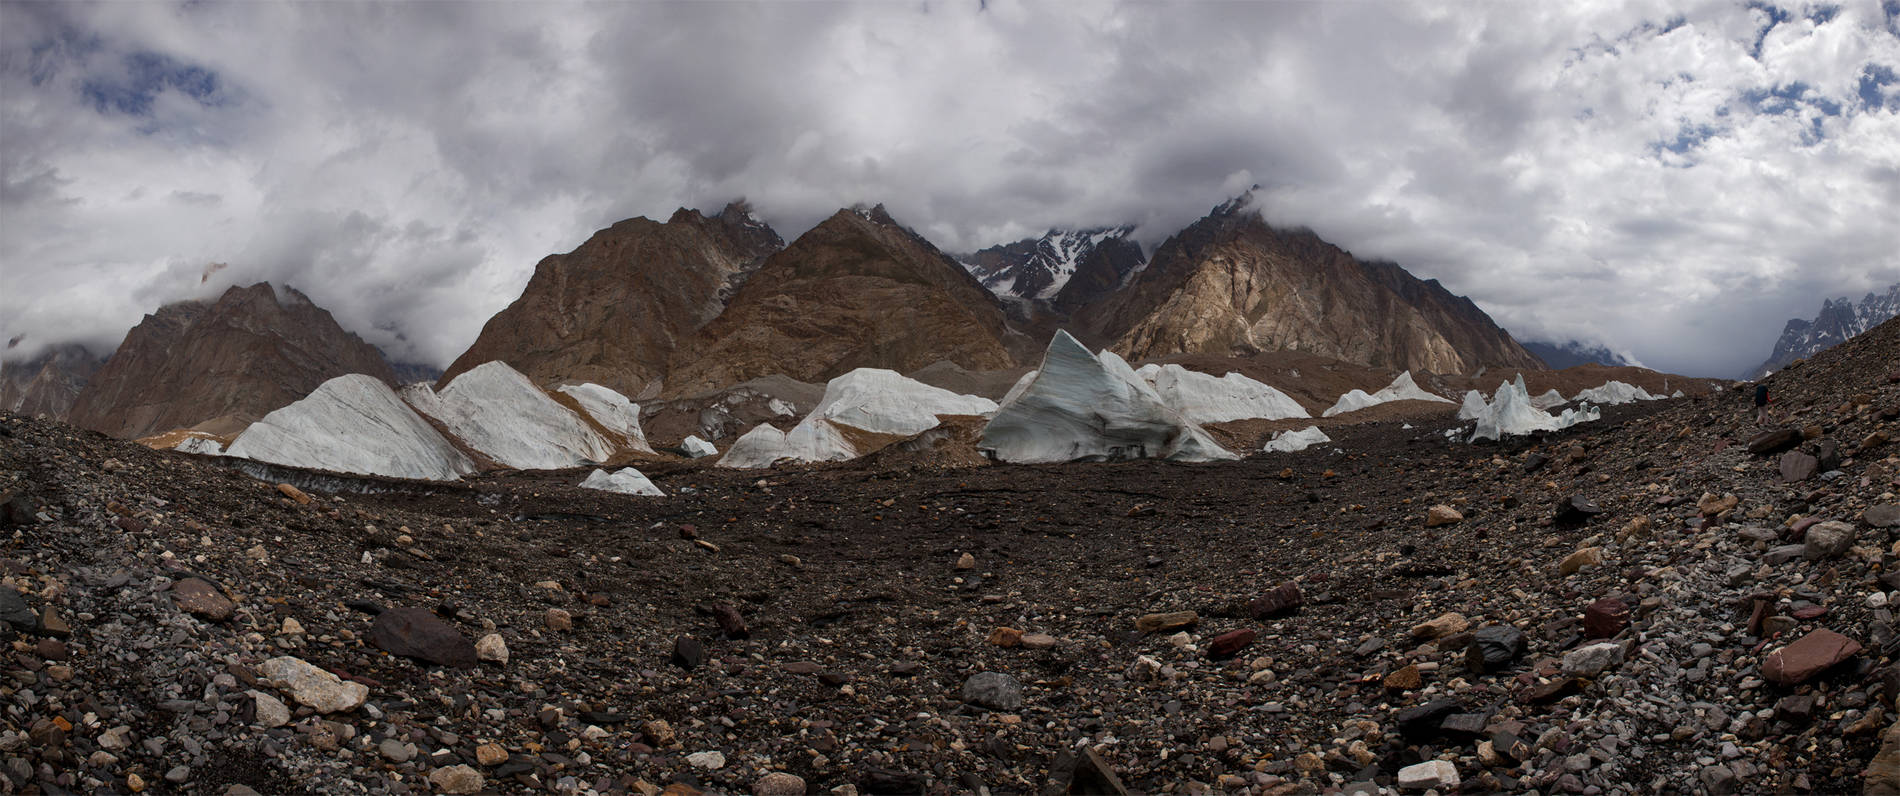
[80,51,227,117]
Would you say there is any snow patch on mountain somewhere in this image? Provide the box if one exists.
[225,374,474,481]
[1749,283,1900,379]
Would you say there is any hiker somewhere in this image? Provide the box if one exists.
[1754,383,1771,424]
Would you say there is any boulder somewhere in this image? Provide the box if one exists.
[172,578,235,621]
[1561,642,1625,678]
[1866,504,1900,529]
[1558,547,1604,575]
[1747,428,1802,455]
[258,656,367,713]
[1466,625,1527,673]
[1761,628,1862,686]
[1582,597,1630,639]
[1426,505,1463,527]
[1135,611,1197,633]
[961,672,1024,711]
[1554,495,1602,527]
[367,607,476,668]
[1802,521,1856,560]
[1397,760,1460,791]
[1778,451,1818,483]
[1207,629,1256,659]
[1411,612,1469,640]
[1247,581,1302,619]
[428,765,484,795]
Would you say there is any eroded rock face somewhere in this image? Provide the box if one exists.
[67,283,397,440]
[0,343,104,420]
[440,202,782,398]
[1080,194,1543,374]
[668,206,1019,397]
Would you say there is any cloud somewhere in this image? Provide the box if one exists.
[1,0,1896,377]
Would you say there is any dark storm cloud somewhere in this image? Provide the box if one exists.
[1,0,1896,377]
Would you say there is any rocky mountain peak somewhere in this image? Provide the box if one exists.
[437,204,785,398]
[65,281,396,439]
[1749,282,1900,379]
[0,342,106,419]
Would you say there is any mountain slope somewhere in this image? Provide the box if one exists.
[1748,282,1900,379]
[65,283,397,439]
[666,205,1020,396]
[1081,194,1544,374]
[0,343,105,419]
[439,201,783,398]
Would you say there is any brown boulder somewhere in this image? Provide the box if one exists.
[1425,505,1463,527]
[1207,629,1256,659]
[1135,611,1198,634]
[1247,581,1303,619]
[172,578,234,621]
[1778,451,1818,483]
[1761,628,1861,686]
[1746,428,1802,456]
[366,607,476,668]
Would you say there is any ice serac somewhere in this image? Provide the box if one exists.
[1456,390,1487,421]
[669,205,1020,396]
[440,202,783,398]
[0,343,105,420]
[1530,389,1568,410]
[67,283,398,440]
[1264,426,1331,453]
[579,468,665,496]
[225,374,474,481]
[1141,364,1309,424]
[681,436,717,458]
[405,361,613,470]
[1571,381,1660,406]
[1322,372,1454,417]
[1079,193,1543,374]
[1468,378,1601,442]
[716,368,996,469]
[1747,282,1899,379]
[555,383,656,454]
[979,331,1237,463]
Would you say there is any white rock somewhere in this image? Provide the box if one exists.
[555,382,655,454]
[1561,642,1626,678]
[1322,371,1453,417]
[686,750,727,770]
[404,361,614,470]
[979,331,1236,463]
[173,434,226,455]
[476,633,509,665]
[578,468,665,496]
[1140,364,1308,423]
[245,690,290,728]
[1263,426,1331,453]
[258,656,368,713]
[681,435,718,458]
[225,374,474,481]
[1397,759,1460,790]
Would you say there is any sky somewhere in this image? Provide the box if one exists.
[1,1,1897,378]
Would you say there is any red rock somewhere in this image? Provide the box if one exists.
[367,607,476,668]
[1791,605,1829,621]
[1582,597,1630,639]
[1208,629,1256,659]
[1761,628,1861,686]
[711,603,748,639]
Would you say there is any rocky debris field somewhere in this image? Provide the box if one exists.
[4,320,1900,796]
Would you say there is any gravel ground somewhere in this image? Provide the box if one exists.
[3,320,1898,796]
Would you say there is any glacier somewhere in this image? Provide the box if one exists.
[1322,372,1453,417]
[404,361,615,470]
[579,467,665,496]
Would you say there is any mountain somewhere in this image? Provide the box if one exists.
[0,342,105,419]
[961,227,1145,312]
[1522,340,1639,370]
[65,282,398,439]
[1747,282,1900,379]
[439,201,783,398]
[666,205,1020,396]
[1080,193,1545,374]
